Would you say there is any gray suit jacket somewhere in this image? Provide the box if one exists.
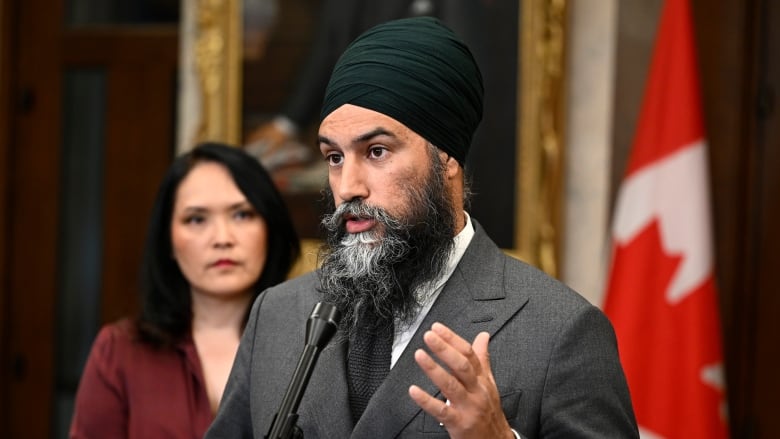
[206,223,638,438]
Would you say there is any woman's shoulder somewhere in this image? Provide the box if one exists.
[96,317,139,342]
[88,318,182,377]
[90,318,147,359]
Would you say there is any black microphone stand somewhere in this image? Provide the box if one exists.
[265,302,341,439]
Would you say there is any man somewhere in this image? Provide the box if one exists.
[207,17,638,438]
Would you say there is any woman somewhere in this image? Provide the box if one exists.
[70,142,300,438]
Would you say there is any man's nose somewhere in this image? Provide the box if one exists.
[334,159,369,202]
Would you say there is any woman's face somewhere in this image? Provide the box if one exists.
[170,161,268,300]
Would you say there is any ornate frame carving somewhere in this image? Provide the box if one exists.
[515,0,567,275]
[187,0,567,275]
[192,0,242,145]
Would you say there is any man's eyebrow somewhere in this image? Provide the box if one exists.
[355,128,395,143]
[318,128,397,147]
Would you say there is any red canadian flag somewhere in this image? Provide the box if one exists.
[603,0,729,437]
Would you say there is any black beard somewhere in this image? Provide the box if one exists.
[317,156,456,339]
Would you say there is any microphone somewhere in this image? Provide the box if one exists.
[266,302,341,439]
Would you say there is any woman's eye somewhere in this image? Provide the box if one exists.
[235,209,256,220]
[184,215,205,225]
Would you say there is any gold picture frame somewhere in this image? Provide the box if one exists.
[189,0,567,276]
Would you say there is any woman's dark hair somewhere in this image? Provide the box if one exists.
[137,142,300,347]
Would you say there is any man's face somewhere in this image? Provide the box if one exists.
[317,104,458,333]
[318,104,436,234]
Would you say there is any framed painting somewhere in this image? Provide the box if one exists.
[182,0,567,276]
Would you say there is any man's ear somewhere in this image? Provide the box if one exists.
[445,154,460,180]
[433,146,461,180]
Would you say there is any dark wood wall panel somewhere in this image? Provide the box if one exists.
[691,0,756,435]
[0,0,14,426]
[5,0,63,436]
[75,31,180,324]
[749,0,780,434]
[2,3,179,437]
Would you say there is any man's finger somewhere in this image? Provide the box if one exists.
[409,385,453,427]
[423,330,478,386]
[431,322,473,354]
[472,331,492,372]
[431,323,483,374]
[414,347,467,401]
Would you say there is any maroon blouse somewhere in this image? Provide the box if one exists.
[69,319,214,439]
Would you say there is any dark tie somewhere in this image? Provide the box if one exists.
[347,322,393,423]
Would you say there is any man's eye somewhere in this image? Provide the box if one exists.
[369,147,387,158]
[325,153,343,165]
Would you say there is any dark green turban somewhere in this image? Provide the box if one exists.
[320,16,484,168]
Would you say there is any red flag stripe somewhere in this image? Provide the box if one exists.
[625,0,705,177]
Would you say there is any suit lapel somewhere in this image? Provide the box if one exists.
[299,333,354,438]
[293,275,353,438]
[351,224,530,437]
